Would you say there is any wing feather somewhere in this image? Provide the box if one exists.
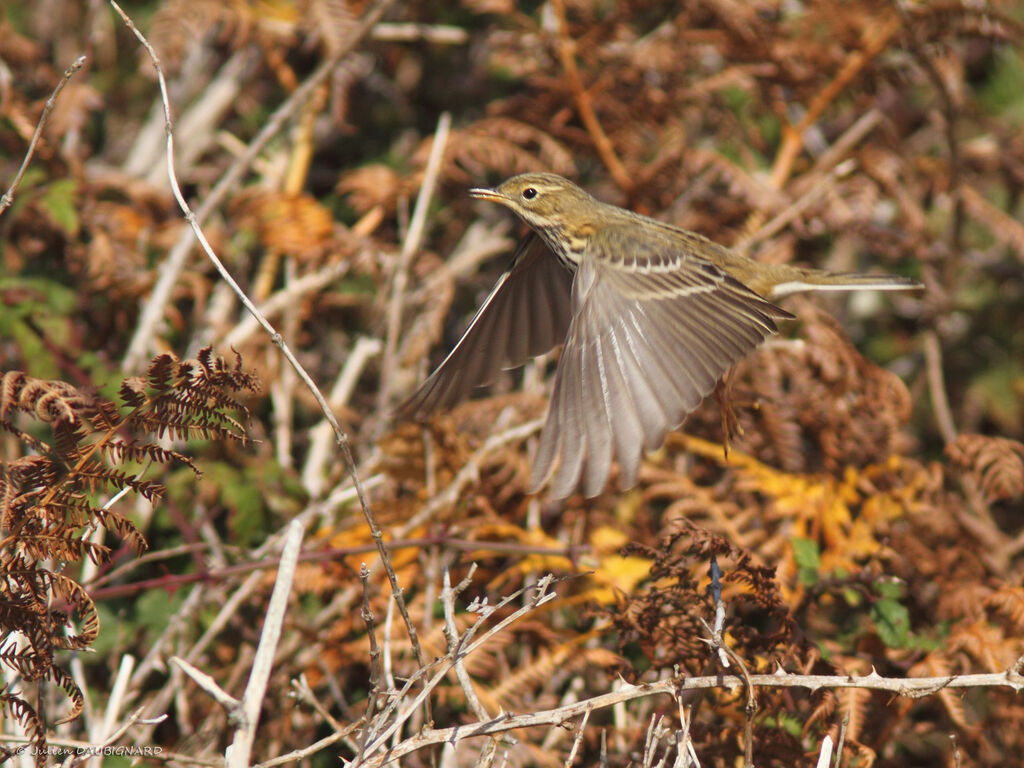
[537,230,789,498]
[400,233,574,417]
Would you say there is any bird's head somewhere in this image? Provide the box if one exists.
[470,173,593,231]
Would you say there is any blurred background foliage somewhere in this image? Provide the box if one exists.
[2,0,1024,765]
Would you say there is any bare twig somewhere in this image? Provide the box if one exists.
[563,708,591,768]
[378,110,451,412]
[767,13,900,192]
[834,713,850,768]
[398,417,545,534]
[815,734,834,768]
[442,565,491,722]
[225,520,304,767]
[923,330,957,444]
[0,55,87,217]
[356,565,384,764]
[171,657,239,711]
[549,0,632,192]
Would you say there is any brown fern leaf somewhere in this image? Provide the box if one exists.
[437,117,575,183]
[124,347,259,444]
[908,654,969,729]
[49,664,86,726]
[0,371,94,424]
[1,349,257,732]
[837,684,872,746]
[93,508,148,554]
[985,586,1024,630]
[946,433,1024,503]
[730,309,912,472]
[0,687,47,768]
[229,189,336,263]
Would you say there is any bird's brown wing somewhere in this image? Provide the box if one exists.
[400,233,575,417]
[530,231,793,499]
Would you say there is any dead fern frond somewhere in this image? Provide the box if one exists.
[946,433,1024,503]
[437,117,576,183]
[0,685,47,767]
[0,348,258,732]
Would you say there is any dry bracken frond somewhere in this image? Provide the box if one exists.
[946,433,1024,503]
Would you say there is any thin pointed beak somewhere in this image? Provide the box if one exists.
[469,187,504,202]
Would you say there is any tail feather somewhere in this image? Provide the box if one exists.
[768,272,923,299]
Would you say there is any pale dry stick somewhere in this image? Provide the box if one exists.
[923,329,958,445]
[0,55,86,217]
[796,108,882,196]
[548,0,632,193]
[674,696,698,768]
[767,13,901,192]
[815,735,834,768]
[288,676,363,767]
[251,720,365,768]
[292,675,348,735]
[894,0,964,274]
[271,260,301,468]
[126,583,206,712]
[563,708,590,768]
[834,713,849,768]
[170,657,239,711]
[116,0,397,371]
[396,417,545,535]
[86,654,135,768]
[473,736,499,768]
[371,22,468,44]
[640,713,661,768]
[146,51,255,188]
[125,570,264,748]
[60,707,166,768]
[302,337,383,498]
[378,110,452,413]
[222,260,352,347]
[225,519,304,768]
[108,0,431,688]
[442,566,491,722]
[356,565,385,765]
[733,159,857,253]
[357,576,562,764]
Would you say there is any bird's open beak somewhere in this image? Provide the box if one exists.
[469,187,504,202]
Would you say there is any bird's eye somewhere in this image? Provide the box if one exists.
[522,188,538,200]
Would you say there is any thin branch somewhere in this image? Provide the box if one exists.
[378,110,452,413]
[363,664,1024,765]
[442,565,491,722]
[225,520,304,767]
[923,330,957,444]
[767,13,900,191]
[549,0,632,193]
[0,55,87,217]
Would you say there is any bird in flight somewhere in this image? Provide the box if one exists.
[401,173,921,499]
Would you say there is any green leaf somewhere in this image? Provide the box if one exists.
[871,582,910,648]
[791,537,821,587]
[39,179,80,236]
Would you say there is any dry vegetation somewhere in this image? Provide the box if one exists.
[2,0,1024,766]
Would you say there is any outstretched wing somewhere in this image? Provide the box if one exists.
[531,228,793,499]
[400,233,574,417]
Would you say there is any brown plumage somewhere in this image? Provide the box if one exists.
[401,173,922,499]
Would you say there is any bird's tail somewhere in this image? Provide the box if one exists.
[767,270,923,299]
